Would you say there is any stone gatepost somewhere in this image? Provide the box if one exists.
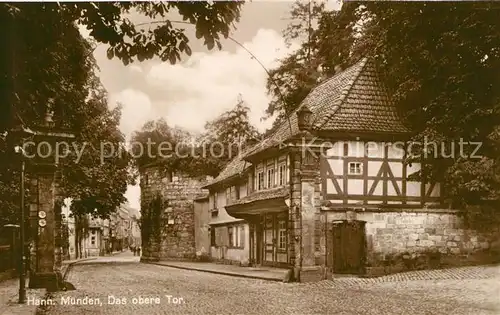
[289,147,324,282]
[15,105,74,291]
[28,165,59,290]
[298,148,324,282]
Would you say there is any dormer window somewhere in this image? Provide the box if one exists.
[348,162,362,175]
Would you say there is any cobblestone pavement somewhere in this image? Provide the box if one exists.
[0,278,44,315]
[35,256,500,315]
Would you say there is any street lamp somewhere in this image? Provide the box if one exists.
[13,144,27,304]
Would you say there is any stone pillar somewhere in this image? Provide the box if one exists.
[295,148,324,282]
[301,181,316,266]
[29,165,61,291]
[288,150,302,280]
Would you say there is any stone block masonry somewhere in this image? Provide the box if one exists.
[323,209,500,276]
[140,165,208,262]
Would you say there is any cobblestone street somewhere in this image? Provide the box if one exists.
[35,254,500,315]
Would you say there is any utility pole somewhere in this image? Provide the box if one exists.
[19,153,26,303]
[307,0,312,61]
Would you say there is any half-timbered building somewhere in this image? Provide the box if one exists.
[200,57,499,281]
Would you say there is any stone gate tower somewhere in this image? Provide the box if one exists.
[139,161,208,262]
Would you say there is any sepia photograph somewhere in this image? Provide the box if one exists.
[0,0,499,314]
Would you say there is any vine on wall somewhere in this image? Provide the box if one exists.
[141,193,169,251]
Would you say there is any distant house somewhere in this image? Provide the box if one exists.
[87,216,109,257]
[109,205,132,252]
[125,206,141,248]
[61,198,110,259]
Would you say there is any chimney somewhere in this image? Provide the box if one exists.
[245,138,258,148]
[297,105,313,131]
[44,98,55,128]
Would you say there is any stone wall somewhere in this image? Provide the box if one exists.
[323,209,500,276]
[140,165,208,262]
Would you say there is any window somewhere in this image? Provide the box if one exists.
[143,174,149,185]
[228,227,234,247]
[278,220,286,250]
[348,162,362,175]
[212,192,218,209]
[228,225,244,248]
[278,164,286,186]
[239,225,245,248]
[226,186,238,202]
[234,186,240,200]
[210,228,216,246]
[91,236,96,246]
[167,214,175,225]
[267,168,275,188]
[257,171,264,190]
[234,227,240,248]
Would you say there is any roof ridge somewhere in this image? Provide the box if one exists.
[251,58,370,154]
[205,143,256,186]
[312,57,368,130]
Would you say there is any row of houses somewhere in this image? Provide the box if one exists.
[140,57,500,282]
[61,199,141,260]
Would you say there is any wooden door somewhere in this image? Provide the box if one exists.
[263,214,276,264]
[329,220,366,274]
[255,224,262,265]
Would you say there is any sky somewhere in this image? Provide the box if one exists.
[82,1,342,211]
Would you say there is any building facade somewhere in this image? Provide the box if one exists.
[61,198,111,259]
[200,57,500,282]
[126,207,141,248]
[109,205,132,252]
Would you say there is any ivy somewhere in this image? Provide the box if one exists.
[141,193,168,251]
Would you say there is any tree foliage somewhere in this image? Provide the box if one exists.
[59,90,133,219]
[130,118,195,174]
[203,95,260,163]
[2,2,242,66]
[1,1,242,224]
[0,4,134,225]
[265,1,360,130]
[130,95,260,178]
[141,193,168,253]
[268,2,500,209]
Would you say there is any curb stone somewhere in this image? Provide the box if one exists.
[62,257,97,281]
[146,261,285,282]
[35,257,97,315]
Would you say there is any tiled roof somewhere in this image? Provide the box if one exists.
[202,147,253,188]
[194,193,209,201]
[244,57,411,158]
[227,186,289,206]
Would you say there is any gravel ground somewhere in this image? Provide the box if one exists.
[34,256,500,315]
